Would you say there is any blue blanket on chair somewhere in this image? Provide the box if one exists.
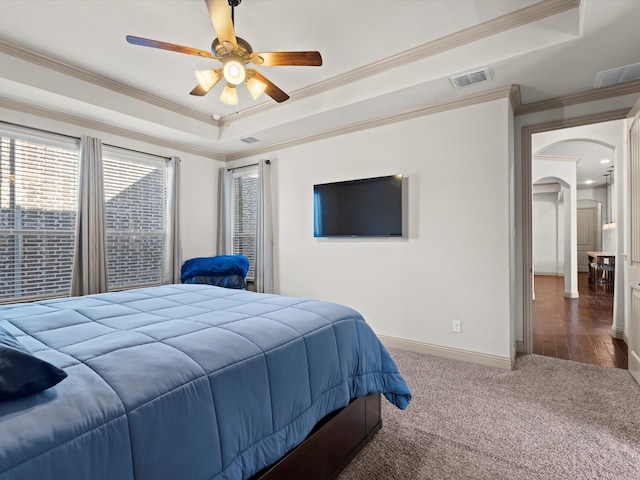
[180,255,250,282]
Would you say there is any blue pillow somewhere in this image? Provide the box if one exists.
[180,255,250,282]
[0,325,67,400]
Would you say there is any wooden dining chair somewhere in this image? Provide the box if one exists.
[590,256,614,288]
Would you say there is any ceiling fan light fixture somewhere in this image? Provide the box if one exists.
[195,69,219,91]
[126,0,321,106]
[223,59,246,85]
[246,76,267,100]
[220,83,238,105]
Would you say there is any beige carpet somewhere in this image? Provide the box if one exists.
[338,349,640,480]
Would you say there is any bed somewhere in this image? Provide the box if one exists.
[0,284,411,480]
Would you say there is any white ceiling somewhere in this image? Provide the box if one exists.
[1,0,639,161]
[533,119,623,189]
[538,140,614,188]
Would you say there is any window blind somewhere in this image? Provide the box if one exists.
[103,151,167,290]
[0,130,79,301]
[232,171,257,281]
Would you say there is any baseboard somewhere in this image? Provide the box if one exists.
[630,350,640,386]
[535,272,563,276]
[564,290,579,298]
[610,326,625,340]
[378,335,515,371]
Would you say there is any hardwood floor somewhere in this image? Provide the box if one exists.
[532,273,628,369]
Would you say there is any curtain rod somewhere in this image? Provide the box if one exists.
[227,159,270,172]
[102,142,169,161]
[0,120,79,141]
[1,121,169,161]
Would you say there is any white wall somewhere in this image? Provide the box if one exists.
[532,186,613,275]
[236,98,514,362]
[178,154,220,260]
[532,157,578,296]
[533,192,559,275]
[578,188,605,204]
[0,106,221,263]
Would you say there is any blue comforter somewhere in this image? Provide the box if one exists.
[0,284,411,480]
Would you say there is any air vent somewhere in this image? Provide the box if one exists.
[595,62,640,88]
[449,68,490,89]
[240,136,261,144]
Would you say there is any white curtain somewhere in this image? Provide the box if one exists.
[71,136,108,296]
[255,159,274,293]
[162,156,182,284]
[217,167,233,255]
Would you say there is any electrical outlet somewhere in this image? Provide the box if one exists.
[452,320,462,333]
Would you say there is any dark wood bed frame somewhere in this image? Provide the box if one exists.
[252,393,382,480]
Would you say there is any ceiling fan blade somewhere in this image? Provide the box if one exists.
[126,35,215,58]
[205,0,238,51]
[250,51,323,67]
[190,84,211,96]
[249,70,290,103]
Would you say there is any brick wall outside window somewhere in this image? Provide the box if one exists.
[0,129,169,302]
[104,155,167,291]
[0,136,78,301]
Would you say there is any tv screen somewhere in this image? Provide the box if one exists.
[313,174,403,237]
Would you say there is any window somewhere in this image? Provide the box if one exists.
[232,169,258,281]
[103,148,167,290]
[0,123,172,302]
[0,128,79,302]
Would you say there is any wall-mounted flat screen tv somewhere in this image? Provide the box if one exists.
[313,174,403,237]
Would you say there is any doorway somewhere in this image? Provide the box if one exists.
[532,273,626,368]
[522,111,629,368]
[577,205,599,272]
[531,186,626,367]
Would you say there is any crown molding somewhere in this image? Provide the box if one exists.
[515,79,640,115]
[1,0,577,127]
[522,109,630,137]
[509,84,523,112]
[0,0,582,161]
[0,38,215,124]
[534,154,580,163]
[628,100,640,122]
[223,0,578,122]
[225,85,516,161]
[0,95,225,161]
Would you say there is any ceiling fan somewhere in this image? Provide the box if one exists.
[126,0,322,105]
